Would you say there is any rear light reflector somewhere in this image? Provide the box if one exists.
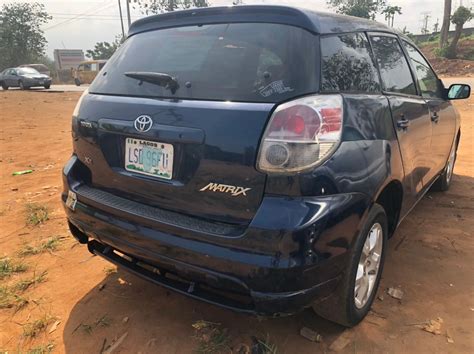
[257,94,343,174]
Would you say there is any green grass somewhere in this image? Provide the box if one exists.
[252,335,278,354]
[95,314,111,328]
[26,342,55,354]
[192,320,231,354]
[0,258,28,279]
[0,286,28,310]
[79,323,94,334]
[26,204,49,226]
[14,270,47,292]
[23,315,55,338]
[78,314,112,334]
[103,266,117,275]
[19,236,63,257]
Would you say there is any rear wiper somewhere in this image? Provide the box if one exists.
[124,71,180,94]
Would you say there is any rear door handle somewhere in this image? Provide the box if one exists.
[431,112,439,123]
[397,117,410,131]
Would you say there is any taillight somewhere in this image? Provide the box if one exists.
[257,94,343,174]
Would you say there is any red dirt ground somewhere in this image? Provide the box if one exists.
[0,90,473,353]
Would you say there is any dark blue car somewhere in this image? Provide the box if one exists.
[62,6,470,327]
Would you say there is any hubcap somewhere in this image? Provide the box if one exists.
[354,223,383,309]
[446,146,456,184]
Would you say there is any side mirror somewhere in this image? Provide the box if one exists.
[447,84,471,100]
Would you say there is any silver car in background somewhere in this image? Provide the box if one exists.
[0,67,52,90]
[19,64,51,77]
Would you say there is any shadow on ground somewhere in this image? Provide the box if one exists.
[63,173,474,353]
[62,267,345,353]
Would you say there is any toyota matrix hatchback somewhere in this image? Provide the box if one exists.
[62,6,470,326]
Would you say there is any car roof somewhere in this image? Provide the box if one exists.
[128,5,394,37]
[79,60,107,64]
[19,64,48,68]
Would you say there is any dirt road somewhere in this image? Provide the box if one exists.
[6,85,88,93]
[0,88,473,353]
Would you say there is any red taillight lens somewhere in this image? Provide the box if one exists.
[268,105,320,140]
[258,94,343,174]
[286,114,305,135]
[320,108,342,133]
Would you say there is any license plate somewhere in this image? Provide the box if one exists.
[125,138,173,179]
[66,190,77,211]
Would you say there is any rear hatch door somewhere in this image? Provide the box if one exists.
[77,22,317,225]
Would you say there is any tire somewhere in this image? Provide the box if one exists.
[1,82,7,90]
[74,78,81,86]
[19,81,28,90]
[44,84,50,89]
[312,204,388,327]
[431,139,457,192]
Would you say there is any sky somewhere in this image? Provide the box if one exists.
[1,0,473,58]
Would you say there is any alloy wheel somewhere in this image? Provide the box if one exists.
[446,146,456,184]
[354,222,383,309]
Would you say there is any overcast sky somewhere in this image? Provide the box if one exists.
[1,0,473,58]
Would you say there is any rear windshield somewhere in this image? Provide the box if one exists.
[89,23,317,103]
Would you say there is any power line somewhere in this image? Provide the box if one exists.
[49,16,141,20]
[49,13,140,18]
[43,1,116,31]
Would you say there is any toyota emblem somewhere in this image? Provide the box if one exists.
[134,115,153,133]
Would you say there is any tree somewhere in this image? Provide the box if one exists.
[0,2,51,70]
[131,0,209,15]
[327,0,386,19]
[439,0,452,49]
[445,6,473,59]
[86,36,124,60]
[382,5,402,27]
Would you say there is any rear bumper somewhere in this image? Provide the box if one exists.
[63,155,371,316]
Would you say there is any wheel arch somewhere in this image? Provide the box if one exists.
[374,180,403,238]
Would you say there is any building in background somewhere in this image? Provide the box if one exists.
[53,49,85,70]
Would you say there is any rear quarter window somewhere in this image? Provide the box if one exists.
[89,23,318,103]
[321,32,380,93]
[370,36,417,96]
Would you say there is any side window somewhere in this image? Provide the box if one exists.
[370,36,416,96]
[78,65,84,71]
[83,63,92,71]
[90,63,98,71]
[321,32,380,92]
[403,42,442,99]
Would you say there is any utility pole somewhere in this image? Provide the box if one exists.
[118,0,125,39]
[434,18,440,33]
[420,12,431,34]
[125,0,131,28]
